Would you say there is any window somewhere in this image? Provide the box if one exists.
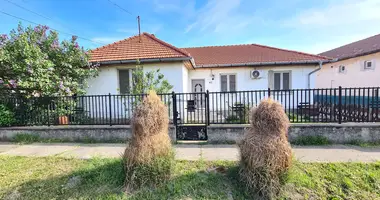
[220,74,236,92]
[338,65,346,73]
[272,72,291,90]
[364,60,373,69]
[119,69,132,94]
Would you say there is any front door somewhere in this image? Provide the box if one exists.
[191,79,205,108]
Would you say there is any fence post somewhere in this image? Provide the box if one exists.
[206,90,210,125]
[47,97,50,127]
[172,91,177,126]
[338,86,342,124]
[108,93,112,126]
[268,88,271,97]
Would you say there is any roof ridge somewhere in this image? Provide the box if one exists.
[142,32,190,57]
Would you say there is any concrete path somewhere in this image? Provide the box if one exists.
[1,142,380,162]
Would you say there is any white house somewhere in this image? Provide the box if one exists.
[84,33,329,122]
[88,32,329,95]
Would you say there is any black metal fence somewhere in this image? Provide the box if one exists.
[1,87,379,126]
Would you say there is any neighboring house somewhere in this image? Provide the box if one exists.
[317,34,380,88]
[87,32,329,95]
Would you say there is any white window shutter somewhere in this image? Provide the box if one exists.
[268,70,273,89]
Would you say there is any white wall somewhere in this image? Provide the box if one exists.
[86,62,187,95]
[84,62,185,119]
[316,52,380,88]
[188,65,318,92]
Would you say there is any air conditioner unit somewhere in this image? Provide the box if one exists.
[250,70,262,79]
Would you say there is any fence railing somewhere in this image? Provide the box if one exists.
[1,87,379,126]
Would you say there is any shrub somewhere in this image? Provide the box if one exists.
[238,98,292,199]
[123,91,174,192]
[0,104,15,126]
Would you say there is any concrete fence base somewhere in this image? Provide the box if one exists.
[0,125,176,143]
[1,123,380,144]
[207,123,380,144]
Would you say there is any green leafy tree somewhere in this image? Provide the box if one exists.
[131,63,173,95]
[0,23,98,97]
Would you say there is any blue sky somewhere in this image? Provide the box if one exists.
[1,0,380,54]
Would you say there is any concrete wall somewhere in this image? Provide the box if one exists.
[2,124,380,144]
[316,52,380,88]
[0,126,176,143]
[207,123,380,144]
[86,62,187,95]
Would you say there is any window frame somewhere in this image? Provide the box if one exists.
[220,73,237,92]
[338,65,346,73]
[118,68,134,94]
[364,60,373,69]
[271,71,292,90]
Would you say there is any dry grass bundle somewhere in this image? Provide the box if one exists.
[238,98,292,199]
[123,91,174,191]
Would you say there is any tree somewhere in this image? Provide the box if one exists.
[0,23,98,97]
[130,61,173,95]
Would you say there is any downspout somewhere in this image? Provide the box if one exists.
[307,61,323,89]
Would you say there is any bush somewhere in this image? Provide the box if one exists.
[123,91,174,192]
[0,104,15,126]
[238,98,292,199]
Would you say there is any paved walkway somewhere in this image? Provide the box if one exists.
[1,143,380,162]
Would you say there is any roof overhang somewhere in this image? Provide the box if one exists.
[195,60,331,68]
[327,48,380,62]
[92,57,193,65]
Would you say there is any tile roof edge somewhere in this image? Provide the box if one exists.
[142,32,191,57]
[194,60,326,68]
[326,48,380,62]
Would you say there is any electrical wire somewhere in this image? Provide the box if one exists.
[107,0,133,15]
[0,10,106,45]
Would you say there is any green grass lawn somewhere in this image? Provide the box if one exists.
[1,156,380,200]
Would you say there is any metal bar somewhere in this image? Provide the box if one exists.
[338,86,342,124]
[109,93,112,126]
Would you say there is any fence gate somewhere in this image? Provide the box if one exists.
[173,92,209,140]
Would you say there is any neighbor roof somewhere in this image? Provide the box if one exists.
[90,33,329,67]
[90,32,191,63]
[320,34,380,60]
[181,44,328,67]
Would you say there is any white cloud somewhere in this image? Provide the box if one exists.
[184,0,257,34]
[285,0,380,27]
[280,0,380,54]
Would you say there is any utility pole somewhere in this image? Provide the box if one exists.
[137,16,141,42]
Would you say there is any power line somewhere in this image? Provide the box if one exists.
[107,0,133,15]
[3,0,51,20]
[0,10,106,45]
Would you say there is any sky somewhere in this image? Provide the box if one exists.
[1,0,380,54]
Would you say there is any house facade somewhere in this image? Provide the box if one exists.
[316,34,380,88]
[87,33,329,95]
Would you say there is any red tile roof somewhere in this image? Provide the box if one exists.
[319,34,380,60]
[182,44,329,67]
[90,32,190,62]
[90,33,329,67]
